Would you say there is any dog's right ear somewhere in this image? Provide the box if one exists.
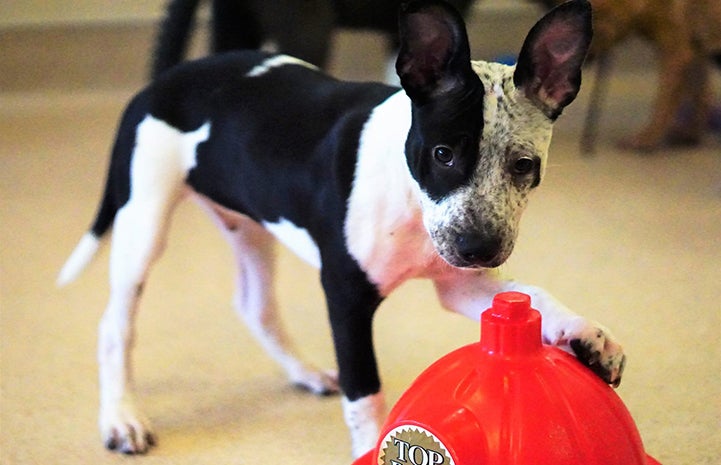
[513,0,593,119]
[396,0,477,104]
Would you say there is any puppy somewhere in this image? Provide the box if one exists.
[532,0,721,151]
[58,0,625,458]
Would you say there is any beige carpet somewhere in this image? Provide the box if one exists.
[2,28,721,465]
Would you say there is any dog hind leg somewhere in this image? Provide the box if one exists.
[209,212,339,395]
[97,116,192,454]
[98,196,181,453]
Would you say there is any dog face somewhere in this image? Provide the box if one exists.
[397,0,592,268]
[412,61,553,268]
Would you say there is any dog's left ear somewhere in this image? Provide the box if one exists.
[513,0,593,119]
[396,0,477,104]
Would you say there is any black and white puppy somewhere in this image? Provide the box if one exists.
[58,0,624,458]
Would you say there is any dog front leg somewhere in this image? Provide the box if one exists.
[331,306,386,458]
[433,270,625,386]
[322,262,385,458]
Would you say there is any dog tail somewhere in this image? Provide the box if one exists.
[56,92,146,287]
[56,179,118,287]
[151,0,202,79]
[55,225,108,288]
[56,233,101,287]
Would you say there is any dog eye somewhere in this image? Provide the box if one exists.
[433,146,454,166]
[512,157,536,176]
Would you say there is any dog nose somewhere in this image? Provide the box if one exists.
[454,233,502,265]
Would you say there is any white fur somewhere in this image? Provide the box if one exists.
[96,115,211,453]
[492,82,504,99]
[263,218,321,268]
[432,270,625,382]
[342,393,386,459]
[473,61,552,179]
[56,232,100,286]
[245,54,318,78]
[192,198,338,395]
[56,116,210,287]
[345,91,448,296]
[180,121,211,170]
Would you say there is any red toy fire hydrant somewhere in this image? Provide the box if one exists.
[353,291,661,465]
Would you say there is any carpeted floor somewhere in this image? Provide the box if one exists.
[2,15,720,465]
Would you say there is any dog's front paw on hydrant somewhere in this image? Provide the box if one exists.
[568,325,626,388]
[548,317,626,387]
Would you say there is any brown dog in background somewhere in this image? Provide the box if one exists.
[535,0,721,151]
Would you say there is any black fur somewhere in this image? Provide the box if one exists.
[396,0,485,201]
[106,51,398,398]
[90,97,146,238]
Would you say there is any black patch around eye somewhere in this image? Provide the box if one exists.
[406,133,478,201]
[404,81,485,201]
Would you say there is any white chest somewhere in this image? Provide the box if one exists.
[344,92,446,295]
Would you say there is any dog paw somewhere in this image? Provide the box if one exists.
[290,366,340,396]
[100,403,156,454]
[343,393,385,458]
[551,317,626,387]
